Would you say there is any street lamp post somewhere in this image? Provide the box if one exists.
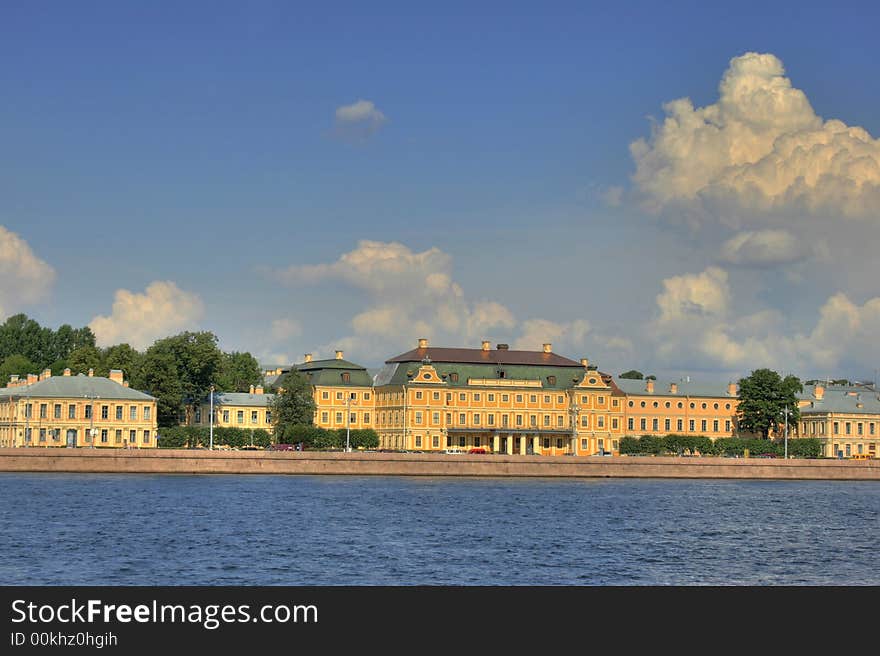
[209,385,215,451]
[345,393,358,453]
[783,405,789,459]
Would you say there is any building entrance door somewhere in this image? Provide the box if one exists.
[66,429,77,448]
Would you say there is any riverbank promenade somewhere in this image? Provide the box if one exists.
[1,448,878,480]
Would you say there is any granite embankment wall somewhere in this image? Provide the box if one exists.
[1,448,879,480]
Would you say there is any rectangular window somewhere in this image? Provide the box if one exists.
[543,438,550,449]
[597,416,605,428]
[597,396,605,405]
[25,403,32,418]
[130,406,137,420]
[581,415,589,427]
[321,411,328,423]
[363,412,370,424]
[488,394,495,402]
[266,411,272,424]
[54,404,61,419]
[581,395,588,404]
[446,393,452,404]
[115,429,122,444]
[433,392,440,401]
[612,399,619,407]
[627,417,634,431]
[415,436,422,448]
[857,423,863,436]
[613,440,619,450]
[474,437,481,448]
[223,410,230,422]
[530,394,537,403]
[502,415,509,427]
[557,415,563,427]
[556,438,563,449]
[515,414,523,427]
[101,405,109,420]
[652,418,659,431]
[677,419,683,432]
[144,407,151,420]
[101,429,108,443]
[115,406,123,420]
[322,391,329,400]
[516,394,523,403]
[598,439,605,450]
[664,418,671,432]
[40,403,47,419]
[446,413,452,424]
[69,404,76,419]
[459,436,466,448]
[530,415,537,427]
[415,391,423,400]
[335,412,343,424]
[558,396,564,404]
[544,395,550,404]
[459,413,466,425]
[581,439,588,449]
[639,418,646,430]
[701,419,707,432]
[39,428,46,443]
[195,408,202,423]
[415,412,423,425]
[845,422,851,435]
[488,414,495,426]
[474,393,481,402]
[432,412,440,424]
[689,419,695,432]
[432,436,439,448]
[474,413,481,425]
[363,393,370,400]
[237,411,244,424]
[143,430,150,443]
[129,429,136,444]
[544,415,550,426]
[612,418,618,430]
[459,393,466,402]
[502,394,509,403]
[834,422,839,434]
[251,411,258,424]
[713,420,719,433]
[870,423,875,435]
[725,420,731,433]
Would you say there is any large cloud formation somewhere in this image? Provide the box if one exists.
[631,52,880,219]
[89,281,204,350]
[273,241,617,362]
[0,226,56,318]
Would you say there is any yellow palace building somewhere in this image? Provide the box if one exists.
[372,339,623,455]
[796,383,880,458]
[0,368,158,448]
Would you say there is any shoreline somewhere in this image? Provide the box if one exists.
[0,448,878,480]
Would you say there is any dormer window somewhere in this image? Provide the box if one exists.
[547,376,556,386]
[341,372,350,383]
[498,370,506,379]
[449,372,459,383]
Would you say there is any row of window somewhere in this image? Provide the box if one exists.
[319,411,371,425]
[803,421,877,436]
[382,390,618,408]
[831,443,877,456]
[628,399,733,411]
[195,409,272,425]
[23,428,152,444]
[627,417,732,433]
[319,390,371,402]
[24,403,152,421]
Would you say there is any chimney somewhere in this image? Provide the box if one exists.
[27,374,38,385]
[39,368,52,381]
[542,343,552,354]
[108,369,124,384]
[728,382,737,396]
[814,384,825,400]
[249,384,255,394]
[481,340,491,351]
[9,375,19,387]
[88,368,94,377]
[123,381,130,388]
[255,385,264,395]
[418,338,428,349]
[63,368,71,377]
[669,382,678,394]
[646,379,654,394]
[580,358,589,369]
[335,350,344,360]
[304,353,312,363]
[496,344,509,350]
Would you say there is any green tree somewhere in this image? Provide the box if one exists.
[0,354,37,382]
[215,351,263,392]
[736,369,803,439]
[103,343,142,381]
[271,369,316,439]
[67,346,103,375]
[620,370,644,380]
[133,344,184,427]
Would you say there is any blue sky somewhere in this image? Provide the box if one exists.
[3,1,880,382]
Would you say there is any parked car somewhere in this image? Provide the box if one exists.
[443,448,464,454]
[468,447,487,454]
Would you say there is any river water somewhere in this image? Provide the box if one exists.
[1,473,876,585]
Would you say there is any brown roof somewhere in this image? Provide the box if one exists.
[387,347,583,367]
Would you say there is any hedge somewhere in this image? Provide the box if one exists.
[618,434,822,458]
[157,426,271,449]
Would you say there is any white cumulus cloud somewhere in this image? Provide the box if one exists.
[656,266,730,323]
[0,226,56,318]
[630,52,880,219]
[719,229,811,266]
[334,99,387,140]
[89,281,204,350]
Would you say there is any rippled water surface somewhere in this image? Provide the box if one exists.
[1,474,877,585]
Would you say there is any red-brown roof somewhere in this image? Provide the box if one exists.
[387,347,583,367]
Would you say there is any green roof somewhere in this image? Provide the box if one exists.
[0,374,155,401]
[293,358,373,387]
[374,362,585,390]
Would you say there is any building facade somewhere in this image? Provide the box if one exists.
[796,383,880,458]
[0,368,158,448]
[615,377,740,440]
[297,352,375,432]
[373,339,622,455]
[186,385,275,433]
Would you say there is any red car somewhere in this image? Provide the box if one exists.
[468,447,487,454]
